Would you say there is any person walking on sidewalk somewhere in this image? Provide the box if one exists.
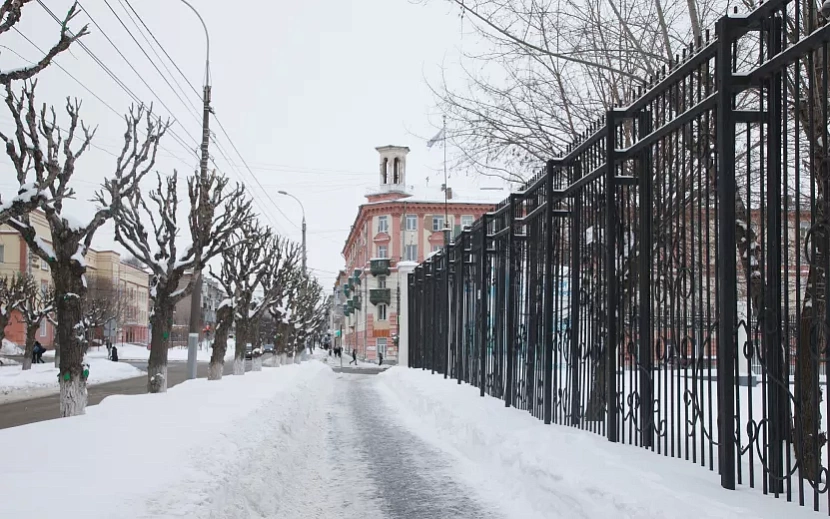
[378,352,383,366]
[32,341,45,364]
[349,348,358,366]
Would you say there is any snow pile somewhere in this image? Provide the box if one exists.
[376,368,818,519]
[0,361,333,518]
[0,358,144,403]
[0,339,23,356]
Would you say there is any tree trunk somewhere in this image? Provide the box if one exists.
[208,305,233,381]
[234,319,248,376]
[252,356,262,371]
[21,322,38,371]
[54,261,87,417]
[148,301,173,393]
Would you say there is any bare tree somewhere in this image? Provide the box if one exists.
[208,222,299,379]
[15,275,54,370]
[0,2,88,222]
[0,273,32,351]
[82,275,122,349]
[0,84,165,416]
[105,169,252,392]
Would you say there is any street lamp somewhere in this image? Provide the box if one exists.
[177,0,212,338]
[278,190,307,274]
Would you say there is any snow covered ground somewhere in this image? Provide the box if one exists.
[0,358,144,404]
[0,339,23,356]
[376,367,819,519]
[45,339,237,362]
[0,362,818,518]
[0,361,331,518]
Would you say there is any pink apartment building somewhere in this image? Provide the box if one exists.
[336,145,502,362]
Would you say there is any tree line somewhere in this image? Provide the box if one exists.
[0,1,329,416]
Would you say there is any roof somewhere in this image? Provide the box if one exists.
[365,184,509,206]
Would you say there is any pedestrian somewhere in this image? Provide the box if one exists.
[349,348,357,366]
[32,341,45,364]
[378,352,383,366]
[106,340,112,360]
[110,344,119,362]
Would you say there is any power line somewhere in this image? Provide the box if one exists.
[120,0,201,99]
[212,114,301,231]
[116,0,200,116]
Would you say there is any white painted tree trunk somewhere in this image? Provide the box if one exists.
[252,356,262,371]
[280,353,287,366]
[294,353,302,364]
[208,360,223,380]
[59,377,87,417]
[233,357,244,375]
[148,364,168,393]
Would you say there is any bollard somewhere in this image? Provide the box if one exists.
[187,333,198,380]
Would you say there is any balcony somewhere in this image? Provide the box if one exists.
[370,258,391,276]
[352,294,361,311]
[370,288,391,306]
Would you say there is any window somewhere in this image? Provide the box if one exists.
[378,276,387,289]
[377,337,388,356]
[378,304,387,321]
[39,318,47,338]
[40,280,49,296]
[461,215,474,228]
[378,216,389,234]
[432,216,444,232]
[405,244,418,262]
[0,244,4,263]
[40,258,48,271]
[405,215,417,231]
[377,245,388,259]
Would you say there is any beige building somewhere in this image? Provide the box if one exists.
[0,211,150,348]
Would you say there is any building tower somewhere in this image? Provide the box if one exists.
[376,145,409,192]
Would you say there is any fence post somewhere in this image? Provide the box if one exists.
[570,188,581,426]
[764,13,785,494]
[543,160,555,425]
[715,14,737,491]
[479,215,489,397]
[458,233,466,385]
[505,194,518,407]
[638,110,654,448]
[605,110,619,443]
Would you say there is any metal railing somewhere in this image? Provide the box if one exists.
[408,0,830,512]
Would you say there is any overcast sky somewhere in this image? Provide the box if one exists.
[0,0,507,288]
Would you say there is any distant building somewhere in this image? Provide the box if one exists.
[0,211,150,348]
[171,273,225,346]
[338,145,503,362]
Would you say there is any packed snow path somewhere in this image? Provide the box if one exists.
[321,374,501,519]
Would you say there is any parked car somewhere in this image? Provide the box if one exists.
[263,344,275,355]
[245,343,253,359]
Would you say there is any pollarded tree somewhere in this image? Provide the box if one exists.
[0,3,89,223]
[208,222,300,378]
[283,274,324,360]
[105,170,252,393]
[81,275,122,349]
[0,273,33,352]
[16,275,54,370]
[0,83,164,416]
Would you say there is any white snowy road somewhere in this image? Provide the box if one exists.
[2,361,821,518]
[176,371,502,519]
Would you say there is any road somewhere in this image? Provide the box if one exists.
[0,359,251,430]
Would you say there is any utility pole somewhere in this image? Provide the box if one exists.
[301,214,307,273]
[184,0,211,340]
[278,190,307,274]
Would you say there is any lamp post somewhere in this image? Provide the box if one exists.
[278,190,307,274]
[181,0,212,339]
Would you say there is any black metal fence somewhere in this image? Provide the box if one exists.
[408,0,830,512]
